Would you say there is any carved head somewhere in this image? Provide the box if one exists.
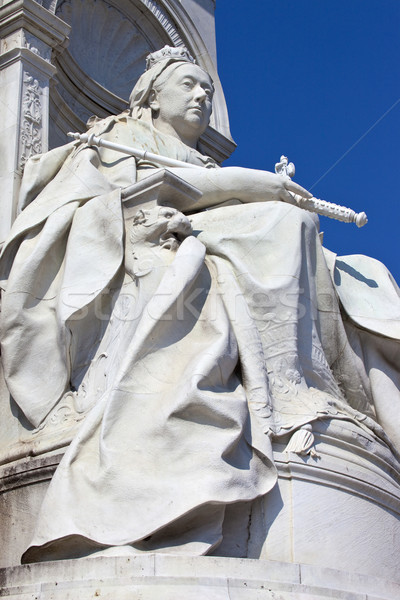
[131,206,193,251]
[149,63,213,147]
[129,46,214,147]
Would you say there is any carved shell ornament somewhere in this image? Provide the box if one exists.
[56,0,159,100]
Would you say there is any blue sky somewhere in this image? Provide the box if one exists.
[215,0,400,283]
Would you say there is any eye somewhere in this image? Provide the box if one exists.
[181,79,194,89]
[160,208,174,219]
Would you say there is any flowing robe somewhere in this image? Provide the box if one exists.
[1,115,399,561]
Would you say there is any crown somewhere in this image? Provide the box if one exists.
[145,45,196,70]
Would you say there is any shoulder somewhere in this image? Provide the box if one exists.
[86,113,149,136]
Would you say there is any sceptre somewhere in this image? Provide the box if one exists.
[67,133,368,227]
[68,132,205,170]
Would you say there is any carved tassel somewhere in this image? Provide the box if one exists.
[285,424,319,457]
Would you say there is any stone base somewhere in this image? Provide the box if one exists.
[2,417,400,598]
[1,555,399,599]
[213,419,400,585]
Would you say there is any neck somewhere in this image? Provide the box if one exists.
[152,118,198,149]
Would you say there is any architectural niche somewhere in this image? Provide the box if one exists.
[48,0,235,161]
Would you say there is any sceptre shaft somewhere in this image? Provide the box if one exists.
[67,132,367,227]
[68,132,204,170]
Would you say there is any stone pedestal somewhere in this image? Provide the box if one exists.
[213,420,400,586]
[0,0,69,241]
[1,420,400,596]
[256,420,400,583]
[1,554,399,599]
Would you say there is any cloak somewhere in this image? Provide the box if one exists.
[1,115,399,560]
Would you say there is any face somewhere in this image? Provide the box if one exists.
[150,63,214,145]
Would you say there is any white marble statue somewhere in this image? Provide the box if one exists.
[1,46,400,563]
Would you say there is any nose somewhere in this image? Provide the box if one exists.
[193,84,207,103]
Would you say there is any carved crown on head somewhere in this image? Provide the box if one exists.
[145,45,196,70]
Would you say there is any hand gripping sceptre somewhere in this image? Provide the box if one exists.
[275,155,367,227]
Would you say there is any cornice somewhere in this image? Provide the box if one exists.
[0,45,56,76]
[0,0,70,49]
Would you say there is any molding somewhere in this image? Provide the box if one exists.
[199,125,236,164]
[0,555,399,598]
[0,0,70,50]
[2,428,400,509]
[273,425,400,515]
[137,0,185,46]
[0,452,62,493]
[275,450,400,516]
[0,45,56,76]
[56,50,127,116]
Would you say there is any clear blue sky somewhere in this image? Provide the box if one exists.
[215,0,400,283]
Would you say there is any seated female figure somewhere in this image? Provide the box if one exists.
[1,46,399,562]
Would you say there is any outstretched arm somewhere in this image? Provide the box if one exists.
[69,131,312,212]
[142,166,312,212]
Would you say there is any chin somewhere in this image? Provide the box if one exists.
[190,116,209,130]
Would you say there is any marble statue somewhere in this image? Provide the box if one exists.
[1,46,400,563]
